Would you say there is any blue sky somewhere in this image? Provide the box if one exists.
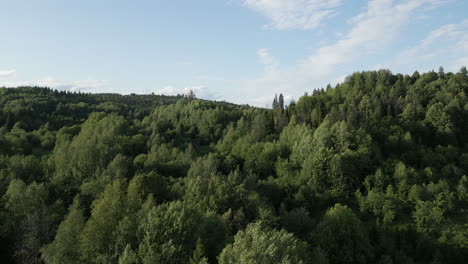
[1,0,467,107]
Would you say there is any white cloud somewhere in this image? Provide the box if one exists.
[304,0,441,75]
[153,85,219,100]
[257,48,279,73]
[397,19,468,71]
[239,0,444,106]
[0,77,111,92]
[0,70,16,78]
[242,0,343,30]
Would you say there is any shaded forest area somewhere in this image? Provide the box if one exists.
[0,67,467,263]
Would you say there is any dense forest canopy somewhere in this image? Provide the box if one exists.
[0,67,467,264]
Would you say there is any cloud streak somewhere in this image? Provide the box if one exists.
[0,70,16,78]
[239,0,445,106]
[397,19,468,71]
[0,77,111,92]
[303,0,443,75]
[243,0,343,30]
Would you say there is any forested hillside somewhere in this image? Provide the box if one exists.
[0,67,467,264]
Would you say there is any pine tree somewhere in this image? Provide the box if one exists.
[438,66,445,78]
[272,94,278,109]
[278,93,284,111]
[186,90,196,100]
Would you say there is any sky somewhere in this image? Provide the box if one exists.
[1,0,467,107]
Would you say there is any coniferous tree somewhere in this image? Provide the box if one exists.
[272,94,278,110]
[279,93,284,111]
[438,66,445,78]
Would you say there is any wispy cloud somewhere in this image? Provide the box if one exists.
[153,85,219,100]
[242,0,343,30]
[0,77,111,92]
[0,70,16,78]
[303,0,442,75]
[239,0,445,106]
[397,19,468,71]
[257,48,279,73]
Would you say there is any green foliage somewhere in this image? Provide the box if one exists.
[42,197,85,264]
[218,222,309,264]
[3,179,47,218]
[184,155,256,223]
[79,179,127,262]
[118,245,139,264]
[49,113,130,195]
[138,201,227,264]
[189,239,209,264]
[315,204,372,264]
[413,200,445,234]
[1,68,467,263]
